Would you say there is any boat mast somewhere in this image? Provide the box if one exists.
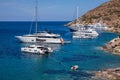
[76,6,79,24]
[35,0,38,33]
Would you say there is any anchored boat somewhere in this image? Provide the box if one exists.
[73,28,99,39]
[21,44,53,54]
[15,0,65,44]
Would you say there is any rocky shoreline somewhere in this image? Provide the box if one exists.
[65,0,120,79]
[90,32,120,80]
[102,36,120,55]
[91,68,120,80]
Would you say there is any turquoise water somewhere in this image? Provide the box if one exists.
[0,22,120,80]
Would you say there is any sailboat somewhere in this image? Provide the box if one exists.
[67,7,84,32]
[15,0,64,44]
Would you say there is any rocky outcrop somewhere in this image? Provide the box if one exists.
[101,36,120,55]
[92,68,120,80]
[66,0,120,33]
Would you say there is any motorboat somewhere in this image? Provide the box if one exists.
[73,28,99,39]
[68,23,84,32]
[21,44,53,54]
[87,19,108,31]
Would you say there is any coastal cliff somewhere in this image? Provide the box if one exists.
[66,0,120,33]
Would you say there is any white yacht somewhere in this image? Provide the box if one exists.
[88,19,108,31]
[93,21,108,30]
[15,0,64,44]
[15,31,64,44]
[68,23,84,31]
[21,44,53,54]
[73,28,99,39]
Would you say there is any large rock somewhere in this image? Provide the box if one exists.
[92,68,120,80]
[102,37,120,55]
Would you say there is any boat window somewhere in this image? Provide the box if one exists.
[36,39,46,41]
[28,47,34,48]
[37,47,42,48]
[38,36,56,38]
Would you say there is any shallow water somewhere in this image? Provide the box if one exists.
[0,21,120,80]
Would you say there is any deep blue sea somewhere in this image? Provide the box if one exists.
[0,21,120,80]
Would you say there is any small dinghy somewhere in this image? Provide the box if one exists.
[21,44,53,54]
[71,65,79,71]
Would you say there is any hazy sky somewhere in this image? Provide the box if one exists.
[0,0,109,21]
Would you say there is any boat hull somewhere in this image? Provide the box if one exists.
[21,45,53,54]
[72,29,99,39]
[15,36,37,42]
[15,36,64,44]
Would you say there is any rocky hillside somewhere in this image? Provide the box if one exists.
[67,0,120,33]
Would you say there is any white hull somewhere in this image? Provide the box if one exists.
[72,29,99,39]
[21,47,45,54]
[36,37,64,44]
[68,24,84,31]
[73,35,97,39]
[15,36,64,44]
[21,45,53,54]
[16,36,37,42]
